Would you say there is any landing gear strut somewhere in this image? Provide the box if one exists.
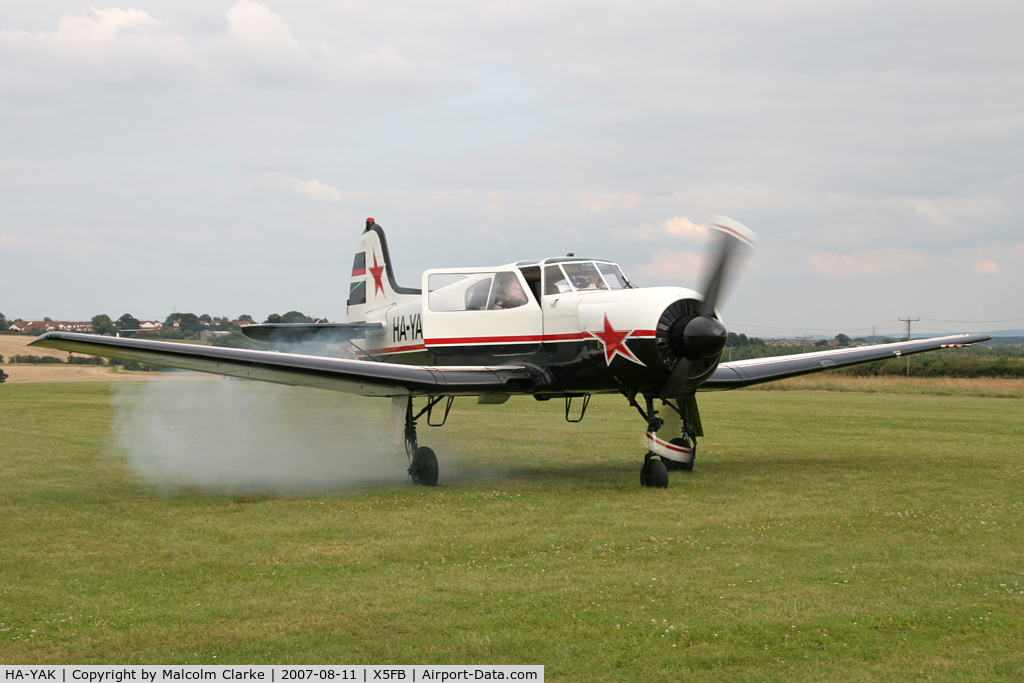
[399,396,452,487]
[626,391,700,488]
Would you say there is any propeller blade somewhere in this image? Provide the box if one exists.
[658,356,693,399]
[698,216,758,317]
[657,215,758,398]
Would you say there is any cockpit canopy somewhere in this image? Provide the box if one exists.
[541,260,632,295]
[425,258,634,313]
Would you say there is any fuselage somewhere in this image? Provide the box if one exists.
[350,256,717,396]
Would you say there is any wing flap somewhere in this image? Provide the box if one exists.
[30,332,536,397]
[701,333,993,390]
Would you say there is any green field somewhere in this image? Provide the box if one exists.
[2,382,1023,680]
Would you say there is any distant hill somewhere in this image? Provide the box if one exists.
[985,337,1024,346]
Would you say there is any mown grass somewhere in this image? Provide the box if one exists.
[742,374,1024,398]
[1,382,1023,681]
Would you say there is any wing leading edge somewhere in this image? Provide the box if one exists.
[702,333,993,390]
[29,331,538,398]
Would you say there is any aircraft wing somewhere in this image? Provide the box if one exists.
[29,332,538,398]
[240,322,383,343]
[701,333,992,390]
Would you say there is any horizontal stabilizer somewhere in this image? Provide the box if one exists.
[241,322,383,344]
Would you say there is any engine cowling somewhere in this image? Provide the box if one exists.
[655,298,725,382]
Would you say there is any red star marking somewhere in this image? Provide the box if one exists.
[368,250,386,298]
[587,315,646,366]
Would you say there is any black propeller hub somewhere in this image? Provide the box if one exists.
[670,315,727,360]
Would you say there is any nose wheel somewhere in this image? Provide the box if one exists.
[627,391,701,488]
[640,454,669,488]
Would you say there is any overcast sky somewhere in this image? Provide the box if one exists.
[2,0,1022,337]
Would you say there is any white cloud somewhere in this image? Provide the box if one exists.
[226,1,301,51]
[253,172,342,202]
[608,216,709,242]
[575,193,640,214]
[663,217,708,239]
[0,6,196,96]
[973,259,1001,275]
[0,229,120,263]
[807,249,927,278]
[637,250,702,282]
[50,7,163,46]
[355,44,416,77]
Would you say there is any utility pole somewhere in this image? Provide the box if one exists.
[898,317,919,375]
[899,317,919,341]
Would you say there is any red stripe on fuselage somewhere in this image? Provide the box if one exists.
[426,330,657,347]
[360,330,658,355]
[355,342,427,356]
[427,334,543,346]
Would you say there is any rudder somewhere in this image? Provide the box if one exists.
[347,218,421,321]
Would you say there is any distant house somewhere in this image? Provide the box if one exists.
[8,320,92,333]
[760,338,825,347]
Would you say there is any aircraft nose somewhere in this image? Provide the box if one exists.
[672,315,727,359]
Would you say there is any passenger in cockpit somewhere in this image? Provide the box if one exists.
[492,274,528,309]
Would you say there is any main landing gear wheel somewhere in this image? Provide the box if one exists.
[408,446,438,487]
[640,456,669,489]
[664,437,694,472]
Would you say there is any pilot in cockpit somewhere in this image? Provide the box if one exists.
[492,273,529,309]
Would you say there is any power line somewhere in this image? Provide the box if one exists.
[920,317,1024,324]
[730,320,902,333]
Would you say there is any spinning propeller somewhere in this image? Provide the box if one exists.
[656,216,758,398]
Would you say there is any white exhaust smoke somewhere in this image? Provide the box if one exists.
[110,377,409,495]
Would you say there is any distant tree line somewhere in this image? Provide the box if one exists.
[2,311,320,338]
[724,331,1024,378]
[5,353,156,371]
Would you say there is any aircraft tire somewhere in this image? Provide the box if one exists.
[667,438,695,472]
[640,457,669,488]
[409,446,439,487]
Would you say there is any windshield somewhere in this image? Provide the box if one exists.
[597,263,630,289]
[543,261,632,295]
[562,262,607,290]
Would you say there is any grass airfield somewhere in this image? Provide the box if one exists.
[1,381,1023,680]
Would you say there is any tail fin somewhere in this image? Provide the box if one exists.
[347,218,422,321]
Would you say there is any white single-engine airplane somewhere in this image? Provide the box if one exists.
[32,217,990,488]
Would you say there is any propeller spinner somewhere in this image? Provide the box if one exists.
[656,216,757,398]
